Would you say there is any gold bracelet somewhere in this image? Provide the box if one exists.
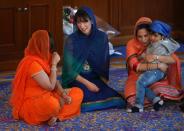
[51,65,56,67]
[148,63,151,70]
[156,55,159,61]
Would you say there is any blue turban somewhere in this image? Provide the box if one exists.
[150,20,171,37]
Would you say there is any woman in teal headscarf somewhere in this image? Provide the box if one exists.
[61,6,126,112]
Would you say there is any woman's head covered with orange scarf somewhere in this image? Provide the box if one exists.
[10,30,52,119]
[25,30,51,62]
[134,17,152,45]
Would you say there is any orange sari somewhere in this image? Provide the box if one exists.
[124,18,183,106]
[10,30,83,125]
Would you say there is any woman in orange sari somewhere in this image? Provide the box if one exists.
[9,30,83,126]
[125,17,183,107]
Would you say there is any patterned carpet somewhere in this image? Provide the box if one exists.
[0,66,184,130]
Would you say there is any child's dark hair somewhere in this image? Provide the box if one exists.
[48,32,55,52]
[74,8,90,23]
[135,24,151,36]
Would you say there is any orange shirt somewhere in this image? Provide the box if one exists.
[24,61,48,99]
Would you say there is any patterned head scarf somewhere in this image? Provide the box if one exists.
[134,17,152,36]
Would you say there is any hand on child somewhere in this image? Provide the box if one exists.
[145,55,157,62]
[158,63,168,72]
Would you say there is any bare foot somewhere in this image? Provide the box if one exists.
[47,117,57,126]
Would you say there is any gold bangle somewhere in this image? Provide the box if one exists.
[156,55,159,61]
[52,64,56,66]
[51,64,57,68]
[148,63,150,70]
[148,63,151,70]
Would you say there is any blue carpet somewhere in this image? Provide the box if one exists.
[0,67,184,130]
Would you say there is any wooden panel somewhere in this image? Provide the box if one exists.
[27,0,63,56]
[173,0,184,29]
[0,0,26,71]
[109,0,120,30]
[0,0,63,71]
[172,0,184,41]
[26,0,51,37]
[0,8,15,48]
[119,0,145,35]
[112,0,184,44]
[63,0,109,22]
[53,0,63,63]
[118,0,175,35]
[29,5,49,32]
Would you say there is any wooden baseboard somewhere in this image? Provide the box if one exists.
[110,35,133,46]
[0,60,20,72]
